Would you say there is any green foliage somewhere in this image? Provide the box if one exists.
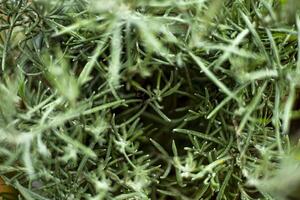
[1,0,300,199]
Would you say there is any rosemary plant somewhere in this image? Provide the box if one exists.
[1,0,300,199]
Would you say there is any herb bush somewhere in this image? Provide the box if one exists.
[1,0,300,199]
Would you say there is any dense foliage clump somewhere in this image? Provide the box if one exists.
[1,0,300,199]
